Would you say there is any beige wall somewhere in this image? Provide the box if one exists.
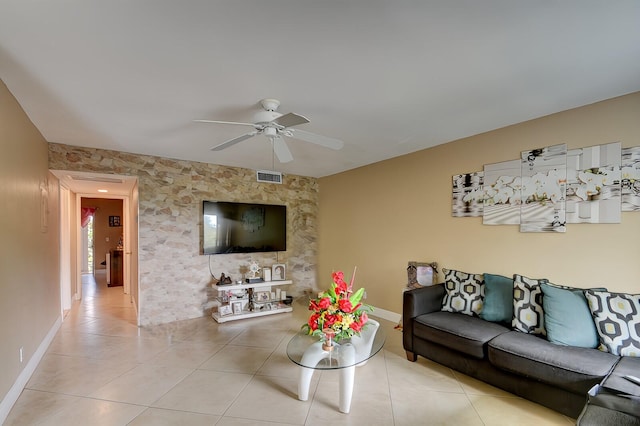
[49,144,319,326]
[0,81,60,403]
[318,92,640,314]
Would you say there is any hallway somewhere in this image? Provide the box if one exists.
[5,273,572,425]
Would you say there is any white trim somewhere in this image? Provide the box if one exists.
[0,316,62,424]
[369,305,401,324]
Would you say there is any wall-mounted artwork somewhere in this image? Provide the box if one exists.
[566,142,621,223]
[452,172,484,217]
[622,147,640,212]
[483,159,521,225]
[520,144,567,233]
[453,142,639,232]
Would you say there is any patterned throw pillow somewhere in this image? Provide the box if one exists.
[441,268,484,316]
[584,289,640,357]
[512,274,548,335]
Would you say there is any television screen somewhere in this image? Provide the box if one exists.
[202,201,287,255]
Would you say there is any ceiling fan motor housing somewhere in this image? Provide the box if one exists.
[254,109,282,124]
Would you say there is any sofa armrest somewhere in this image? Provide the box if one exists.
[403,284,445,357]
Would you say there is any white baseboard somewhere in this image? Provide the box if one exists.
[370,305,401,324]
[0,315,62,425]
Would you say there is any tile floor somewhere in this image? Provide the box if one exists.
[5,272,576,425]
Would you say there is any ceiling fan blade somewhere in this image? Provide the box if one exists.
[272,137,293,163]
[272,112,309,128]
[194,119,256,127]
[211,131,258,151]
[288,129,344,150]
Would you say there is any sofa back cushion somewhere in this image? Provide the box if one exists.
[479,273,514,323]
[441,268,484,317]
[585,289,640,357]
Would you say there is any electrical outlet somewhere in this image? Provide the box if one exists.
[19,347,23,363]
[363,291,367,300]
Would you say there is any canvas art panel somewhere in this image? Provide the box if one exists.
[566,142,621,223]
[483,159,522,225]
[452,172,484,217]
[622,147,640,212]
[519,144,567,233]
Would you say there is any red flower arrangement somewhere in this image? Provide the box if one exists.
[302,269,372,342]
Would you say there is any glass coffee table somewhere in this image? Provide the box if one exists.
[286,319,385,413]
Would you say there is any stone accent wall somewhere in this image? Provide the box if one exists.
[49,143,318,326]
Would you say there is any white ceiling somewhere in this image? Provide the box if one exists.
[2,1,640,178]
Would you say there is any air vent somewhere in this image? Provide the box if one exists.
[70,175,124,184]
[256,170,282,184]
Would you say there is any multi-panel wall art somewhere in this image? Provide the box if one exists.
[452,142,640,233]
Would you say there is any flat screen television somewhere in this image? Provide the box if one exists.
[202,201,287,255]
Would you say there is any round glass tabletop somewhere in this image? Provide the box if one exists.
[286,322,386,370]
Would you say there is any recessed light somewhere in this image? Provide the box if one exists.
[98,189,108,193]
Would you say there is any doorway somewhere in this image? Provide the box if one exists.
[51,170,139,325]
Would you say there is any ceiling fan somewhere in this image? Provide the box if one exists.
[195,99,344,163]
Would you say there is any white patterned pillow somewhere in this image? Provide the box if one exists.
[585,290,640,357]
[512,274,547,335]
[441,268,484,316]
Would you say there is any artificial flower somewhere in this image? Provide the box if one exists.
[302,268,372,342]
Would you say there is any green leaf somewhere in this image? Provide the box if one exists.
[350,287,365,305]
[327,286,337,300]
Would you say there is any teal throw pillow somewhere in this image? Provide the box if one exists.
[541,283,603,348]
[479,273,514,323]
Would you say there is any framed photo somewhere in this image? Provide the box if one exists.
[265,302,273,310]
[407,261,438,290]
[219,305,232,316]
[254,291,270,302]
[232,301,243,315]
[272,264,286,281]
[109,215,121,227]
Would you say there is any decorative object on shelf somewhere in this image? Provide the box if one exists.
[263,267,272,281]
[219,305,232,316]
[406,261,438,290]
[232,301,243,315]
[302,268,372,343]
[272,263,286,280]
[255,291,270,302]
[245,260,264,283]
[213,273,233,286]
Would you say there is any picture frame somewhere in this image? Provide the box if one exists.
[254,291,270,302]
[219,305,233,316]
[109,215,121,227]
[232,301,243,315]
[406,261,438,290]
[272,263,286,281]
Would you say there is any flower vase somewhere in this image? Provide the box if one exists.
[322,328,336,352]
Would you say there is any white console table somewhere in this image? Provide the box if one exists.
[212,280,293,323]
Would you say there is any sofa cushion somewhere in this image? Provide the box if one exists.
[585,289,640,357]
[441,268,484,316]
[542,282,603,348]
[488,331,619,395]
[414,311,509,359]
[480,273,513,323]
[512,274,547,335]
